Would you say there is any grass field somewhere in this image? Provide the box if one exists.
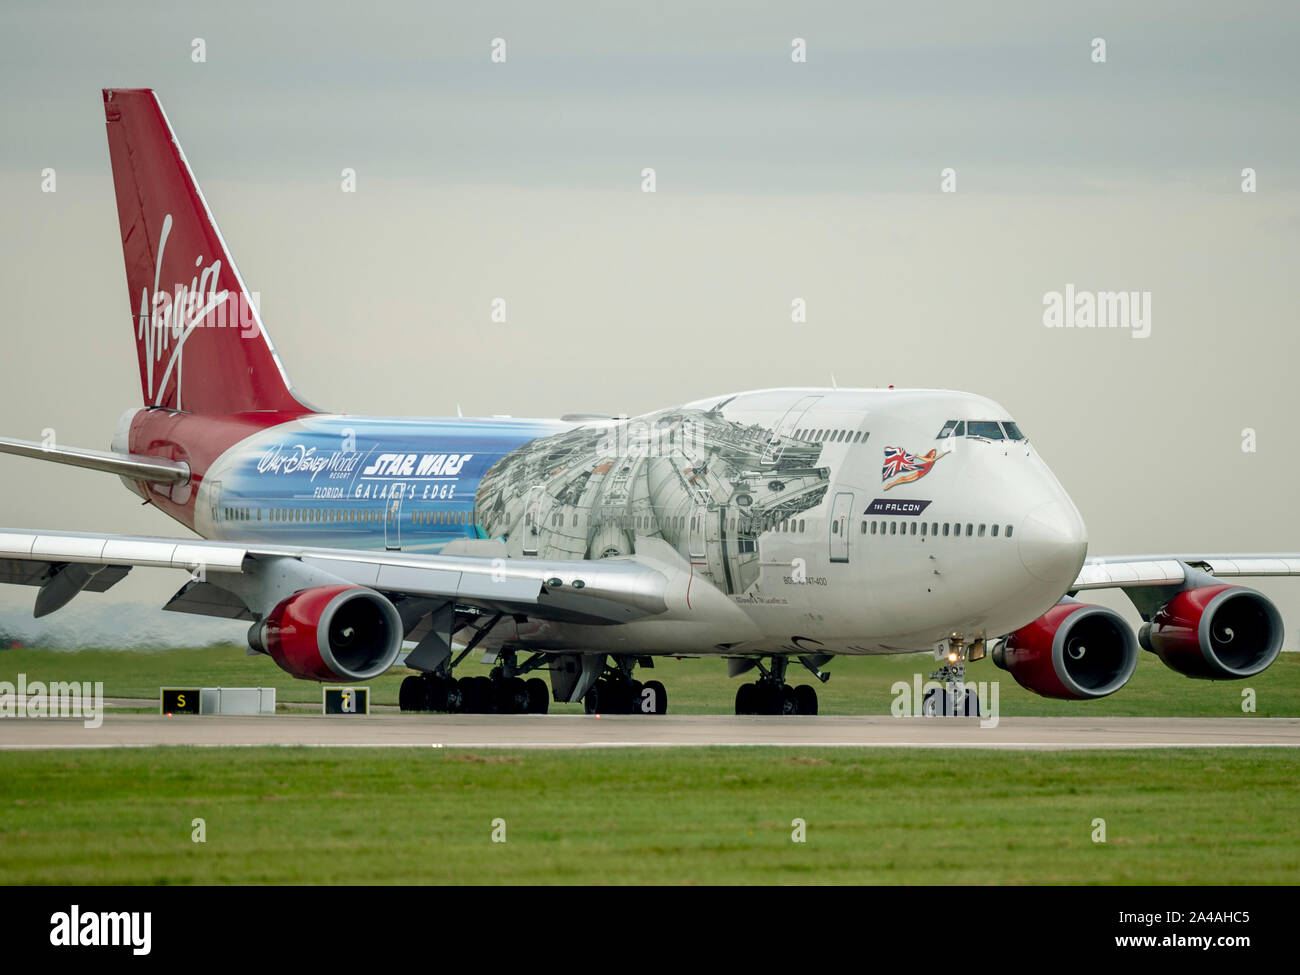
[1,747,1297,884]
[2,644,1298,717]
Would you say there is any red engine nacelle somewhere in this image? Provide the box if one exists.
[251,585,404,682]
[993,601,1138,700]
[1140,584,1283,680]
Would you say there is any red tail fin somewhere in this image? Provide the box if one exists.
[102,88,313,415]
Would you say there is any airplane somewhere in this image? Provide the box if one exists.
[0,88,1295,718]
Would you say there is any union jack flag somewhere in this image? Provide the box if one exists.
[882,446,948,490]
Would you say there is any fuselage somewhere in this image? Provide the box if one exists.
[116,387,1088,657]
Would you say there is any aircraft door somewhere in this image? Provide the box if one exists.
[688,504,707,560]
[522,485,546,556]
[829,491,853,563]
[384,494,403,551]
[207,480,222,530]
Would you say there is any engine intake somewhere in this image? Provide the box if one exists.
[993,601,1138,700]
[1139,584,1283,680]
[251,584,403,682]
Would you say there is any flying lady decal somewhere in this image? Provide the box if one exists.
[881,446,948,490]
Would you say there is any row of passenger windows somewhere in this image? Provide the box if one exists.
[544,511,808,534]
[936,419,1025,441]
[864,520,1014,538]
[221,505,1011,542]
[793,428,866,444]
[272,507,391,524]
[414,509,471,526]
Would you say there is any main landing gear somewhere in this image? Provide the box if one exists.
[734,656,820,716]
[582,656,668,715]
[399,648,551,715]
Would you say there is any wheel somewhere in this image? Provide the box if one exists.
[525,677,549,714]
[735,682,757,715]
[604,679,633,714]
[475,676,495,713]
[584,682,601,714]
[642,680,668,715]
[444,678,464,713]
[960,686,980,717]
[752,682,779,715]
[495,677,526,714]
[921,687,947,717]
[777,685,798,716]
[458,676,487,713]
[399,675,429,712]
[628,680,645,714]
[794,684,818,716]
[425,675,451,712]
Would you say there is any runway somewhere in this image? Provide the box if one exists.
[2,713,1300,750]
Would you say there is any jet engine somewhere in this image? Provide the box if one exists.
[1139,584,1283,680]
[992,601,1138,700]
[249,584,403,682]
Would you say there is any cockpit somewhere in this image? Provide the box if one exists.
[936,419,1027,441]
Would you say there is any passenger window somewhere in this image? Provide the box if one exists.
[921,522,927,536]
[978,524,986,537]
[932,522,938,535]
[870,521,878,535]
[831,520,839,535]
[1006,524,1014,538]
[910,523,916,535]
[942,523,949,536]
[798,520,805,532]
[992,524,999,537]
[889,522,897,535]
[966,523,973,536]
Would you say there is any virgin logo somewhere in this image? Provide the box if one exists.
[136,213,230,409]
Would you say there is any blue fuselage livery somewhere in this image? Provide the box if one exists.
[198,416,571,552]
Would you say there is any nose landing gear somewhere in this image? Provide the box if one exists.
[921,635,984,717]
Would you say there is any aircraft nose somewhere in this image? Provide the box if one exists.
[1018,500,1088,585]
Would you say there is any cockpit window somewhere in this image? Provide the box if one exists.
[966,420,1004,440]
[939,418,1026,441]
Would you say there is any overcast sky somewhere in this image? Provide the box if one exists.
[2,1,1299,645]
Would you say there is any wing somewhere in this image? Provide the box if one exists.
[0,526,669,627]
[1072,552,1300,622]
[1073,554,1300,591]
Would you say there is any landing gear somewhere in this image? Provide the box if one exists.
[733,656,819,715]
[581,657,669,714]
[921,685,980,717]
[921,634,983,717]
[399,648,551,714]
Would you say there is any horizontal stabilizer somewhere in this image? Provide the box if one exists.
[0,436,190,484]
